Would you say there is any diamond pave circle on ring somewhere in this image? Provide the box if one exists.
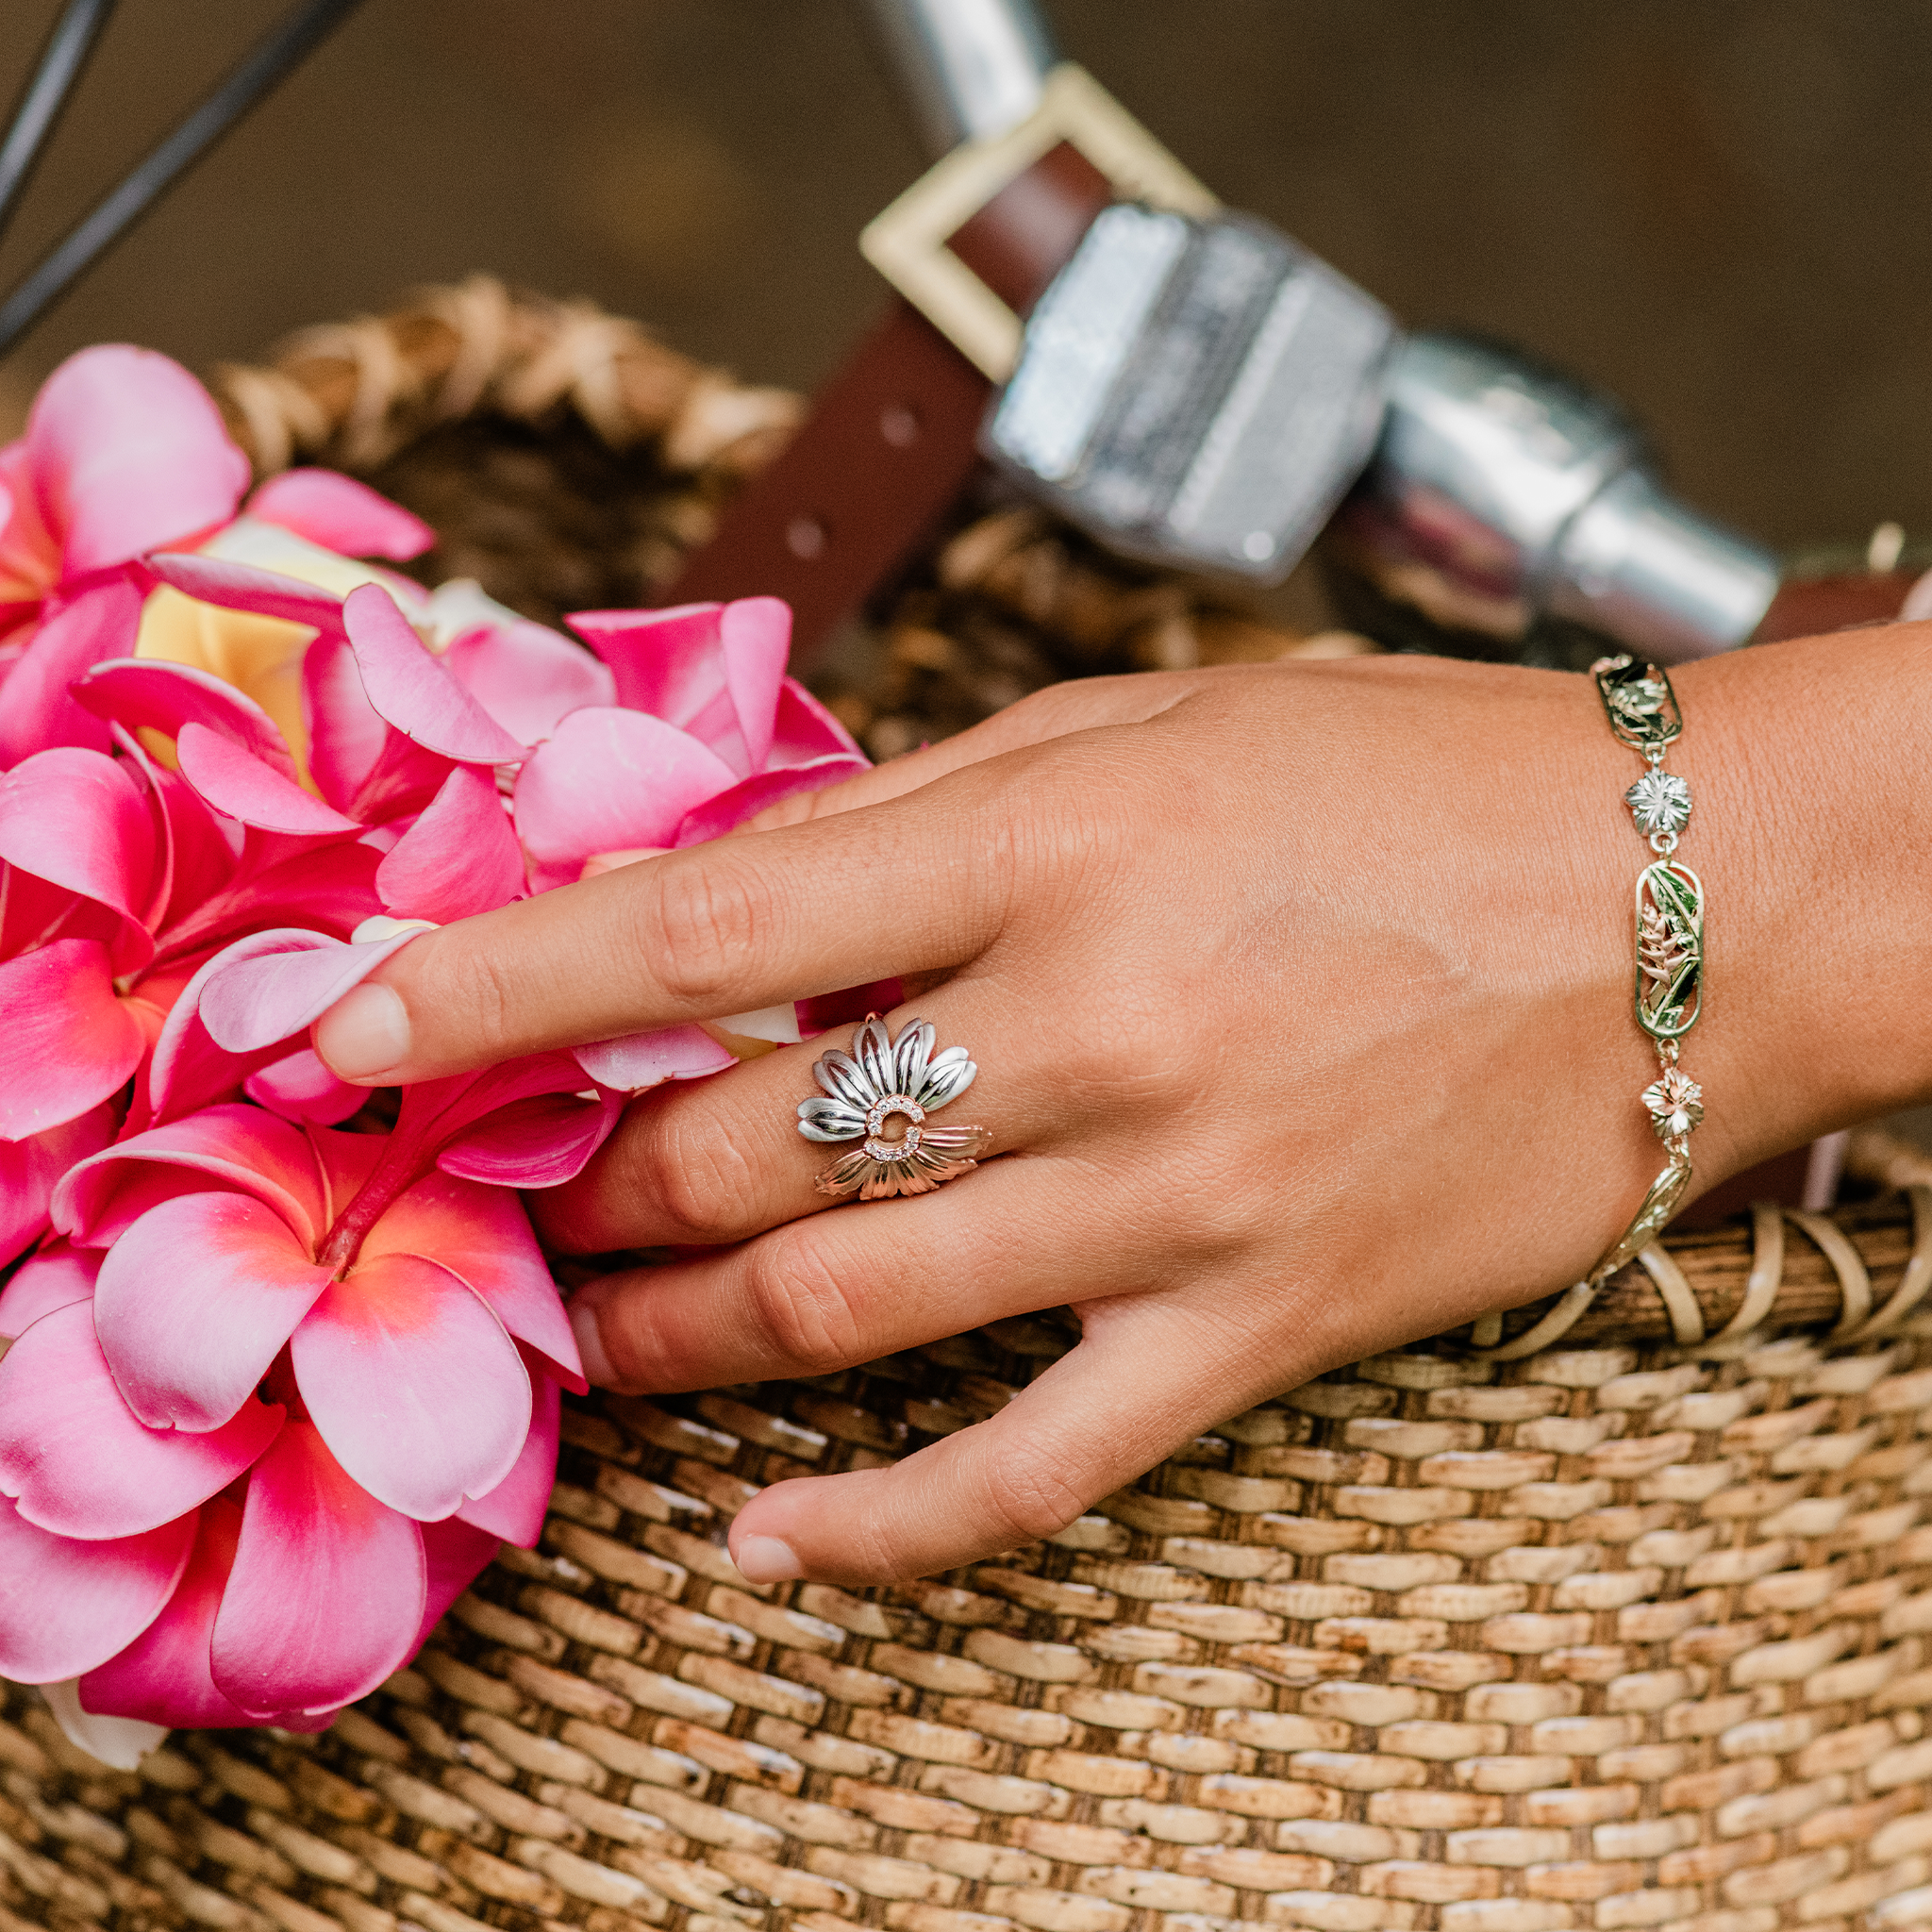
[796,1014,992,1201]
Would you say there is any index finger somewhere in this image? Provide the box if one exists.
[312,757,1016,1086]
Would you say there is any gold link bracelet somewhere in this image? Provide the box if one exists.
[1472,654,1706,1358]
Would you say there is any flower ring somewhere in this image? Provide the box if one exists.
[796,1015,991,1201]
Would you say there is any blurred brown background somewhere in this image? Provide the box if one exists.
[2,0,1928,557]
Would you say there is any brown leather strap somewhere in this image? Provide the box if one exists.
[1754,570,1914,641]
[664,144,1114,659]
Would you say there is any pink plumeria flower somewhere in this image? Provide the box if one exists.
[0,725,383,1174]
[0,344,432,769]
[519,597,867,890]
[0,1100,576,1725]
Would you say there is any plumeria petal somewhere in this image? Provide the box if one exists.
[0,1494,194,1684]
[211,1421,425,1716]
[196,924,425,1054]
[175,722,360,834]
[361,1170,585,1392]
[245,470,434,560]
[0,440,57,616]
[0,939,146,1140]
[196,516,432,607]
[142,929,343,1129]
[0,745,155,918]
[243,1047,363,1125]
[719,596,791,772]
[93,1192,329,1432]
[513,707,737,882]
[301,1117,384,1231]
[30,345,248,576]
[79,1495,258,1728]
[568,602,723,728]
[798,977,906,1037]
[342,583,525,763]
[0,1299,285,1535]
[376,764,525,922]
[75,656,299,778]
[770,677,865,764]
[164,836,381,957]
[54,1101,326,1250]
[0,1104,114,1268]
[42,1676,169,1768]
[0,855,83,958]
[0,1241,99,1337]
[672,751,870,847]
[142,549,347,633]
[0,577,139,765]
[144,755,246,934]
[456,1364,558,1545]
[417,1516,503,1644]
[715,1003,803,1045]
[301,626,389,811]
[436,1091,622,1189]
[431,581,615,741]
[293,1254,530,1521]
[573,1024,735,1091]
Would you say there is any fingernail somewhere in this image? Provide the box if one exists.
[313,983,411,1082]
[569,1294,617,1388]
[732,1535,803,1583]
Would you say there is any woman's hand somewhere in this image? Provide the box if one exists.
[312,632,1932,1585]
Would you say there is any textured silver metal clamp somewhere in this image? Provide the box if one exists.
[1358,333,1779,662]
[983,202,1397,583]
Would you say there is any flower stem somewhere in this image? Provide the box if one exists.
[317,1122,431,1274]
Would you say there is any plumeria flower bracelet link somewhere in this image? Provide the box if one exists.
[1472,651,1707,1358]
[797,1014,992,1202]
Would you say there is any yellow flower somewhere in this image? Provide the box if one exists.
[133,520,420,787]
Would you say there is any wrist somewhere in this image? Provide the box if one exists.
[1673,623,1932,1169]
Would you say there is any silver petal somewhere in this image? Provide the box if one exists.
[917,1048,976,1110]
[813,1048,875,1110]
[893,1018,935,1097]
[858,1018,896,1098]
[797,1097,867,1143]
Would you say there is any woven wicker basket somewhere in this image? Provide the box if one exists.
[6,281,1932,1932]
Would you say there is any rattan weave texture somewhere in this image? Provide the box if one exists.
[2,282,1928,1932]
[10,1199,1932,1932]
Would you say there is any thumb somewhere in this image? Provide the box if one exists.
[724,1307,1263,1586]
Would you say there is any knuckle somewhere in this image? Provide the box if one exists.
[741,1230,866,1374]
[643,857,775,1010]
[626,1105,755,1242]
[432,941,521,1060]
[974,1439,1092,1545]
[526,1172,614,1255]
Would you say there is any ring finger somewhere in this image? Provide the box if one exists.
[537,988,1062,1254]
